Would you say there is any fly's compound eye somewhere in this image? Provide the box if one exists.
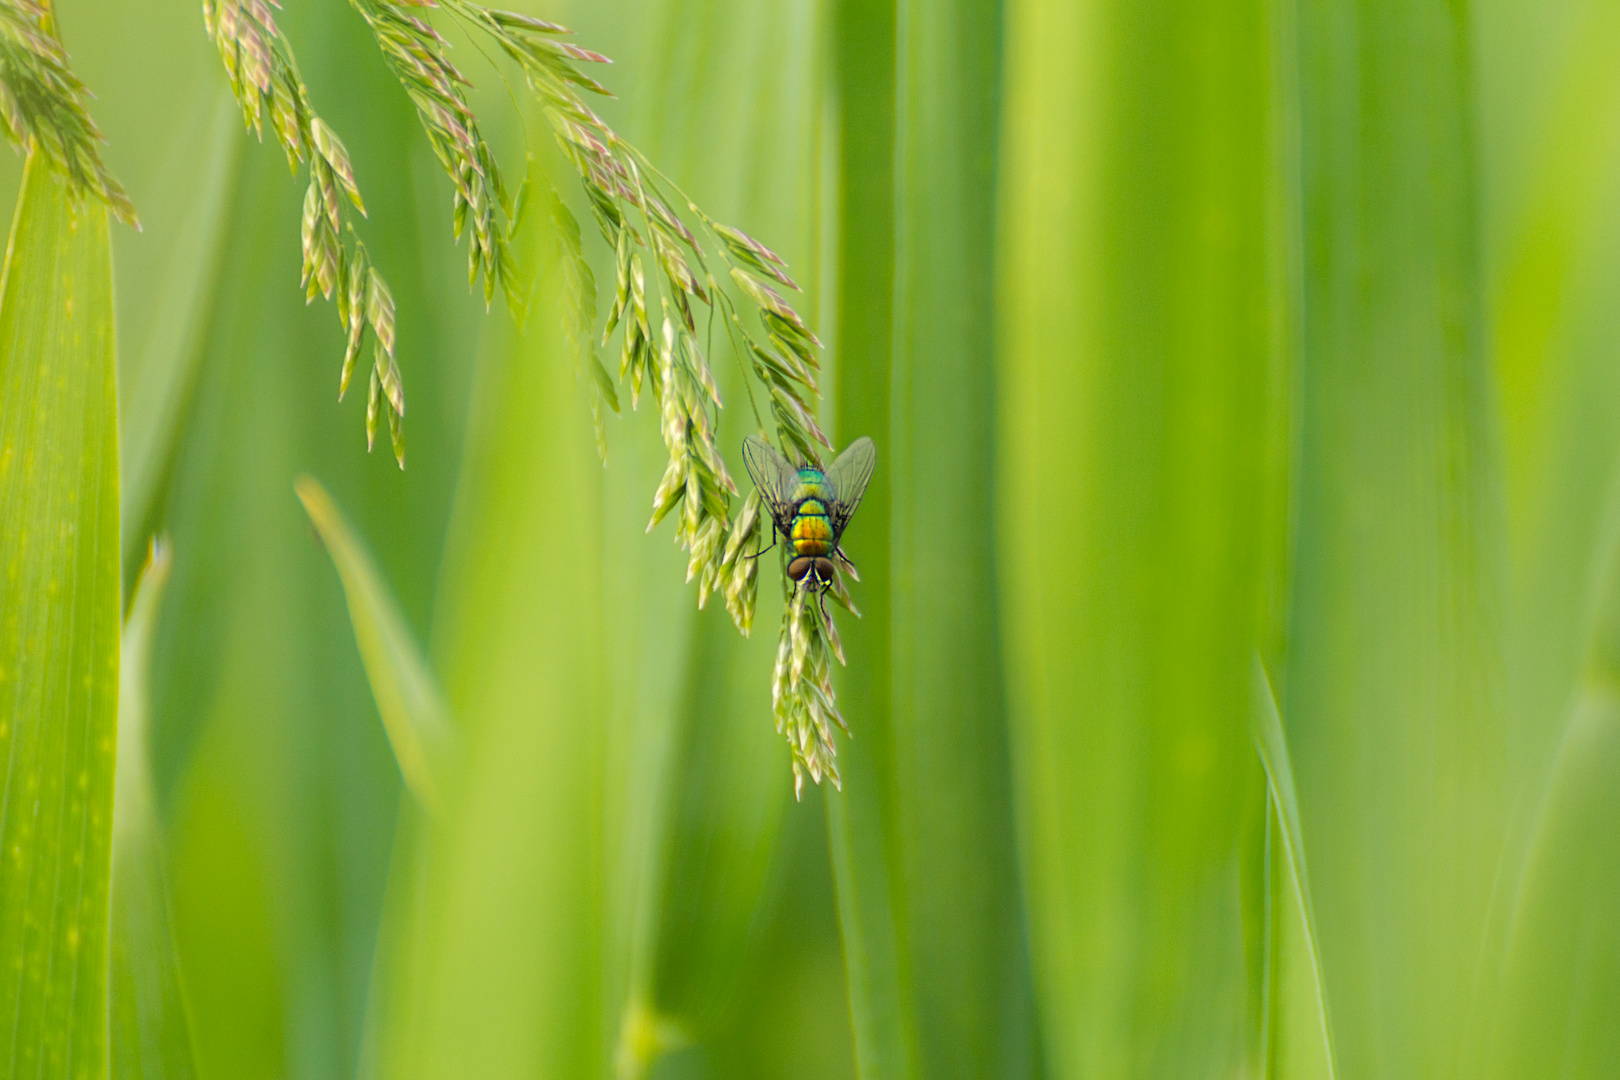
[787,556,814,581]
[814,558,837,583]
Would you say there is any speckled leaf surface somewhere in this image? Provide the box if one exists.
[0,152,121,1080]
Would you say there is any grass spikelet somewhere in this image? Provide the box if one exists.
[349,0,520,312]
[205,0,406,465]
[772,580,848,798]
[0,0,137,224]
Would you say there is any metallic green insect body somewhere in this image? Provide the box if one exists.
[742,434,877,592]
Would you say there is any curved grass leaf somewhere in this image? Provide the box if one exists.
[111,540,198,1080]
[1251,659,1337,1080]
[0,150,120,1080]
[296,475,454,810]
[295,476,458,1080]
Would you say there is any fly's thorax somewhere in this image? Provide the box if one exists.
[791,469,828,504]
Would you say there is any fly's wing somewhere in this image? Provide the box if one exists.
[741,434,802,533]
[823,436,877,540]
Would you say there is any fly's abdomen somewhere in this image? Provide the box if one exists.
[790,498,834,557]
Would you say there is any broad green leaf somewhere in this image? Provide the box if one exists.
[1251,660,1336,1080]
[296,476,454,810]
[997,0,1281,1076]
[0,152,120,1080]
[111,541,199,1080]
[1280,2,1510,1076]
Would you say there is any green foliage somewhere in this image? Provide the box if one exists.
[8,0,1620,1079]
[203,0,856,782]
[1251,661,1336,1080]
[821,0,1037,1073]
[0,151,119,1080]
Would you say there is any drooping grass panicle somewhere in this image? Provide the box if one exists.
[203,0,406,465]
[433,4,828,630]
[0,0,136,224]
[347,0,522,313]
[325,2,823,614]
[203,0,854,786]
[448,3,844,783]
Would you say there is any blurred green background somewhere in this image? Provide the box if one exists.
[5,0,1620,1077]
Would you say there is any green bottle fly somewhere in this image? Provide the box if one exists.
[742,435,877,591]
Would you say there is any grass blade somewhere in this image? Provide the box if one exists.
[379,200,605,1080]
[295,476,454,810]
[1483,687,1620,1079]
[45,0,245,571]
[997,0,1281,1075]
[1251,659,1337,1080]
[642,611,792,1049]
[823,0,914,1071]
[1471,5,1620,1065]
[0,151,120,1079]
[111,541,199,1080]
[821,0,1043,1071]
[117,95,240,569]
[894,0,1039,1060]
[1280,2,1510,1074]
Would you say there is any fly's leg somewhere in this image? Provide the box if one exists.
[746,524,782,562]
